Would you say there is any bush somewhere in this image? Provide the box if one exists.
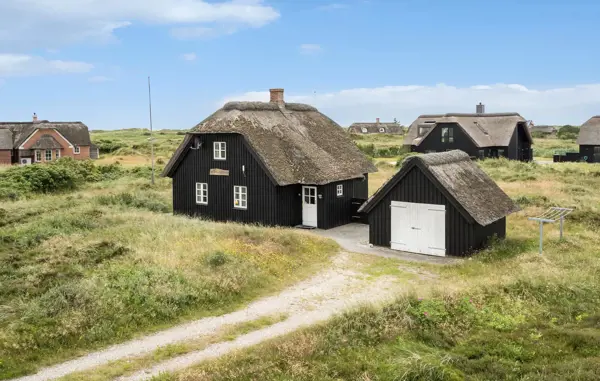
[93,139,127,154]
[557,125,579,140]
[0,158,124,201]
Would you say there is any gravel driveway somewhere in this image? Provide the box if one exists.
[11,253,406,381]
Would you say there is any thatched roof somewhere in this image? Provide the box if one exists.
[359,150,520,226]
[530,125,557,134]
[404,113,531,148]
[0,129,12,150]
[0,121,92,147]
[163,101,377,185]
[577,116,600,145]
[30,134,63,149]
[348,122,403,134]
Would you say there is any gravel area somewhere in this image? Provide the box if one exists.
[11,253,403,381]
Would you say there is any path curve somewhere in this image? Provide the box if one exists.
[11,253,404,381]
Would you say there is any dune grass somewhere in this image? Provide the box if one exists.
[0,174,337,379]
[157,159,600,381]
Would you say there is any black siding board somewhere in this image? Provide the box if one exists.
[367,166,476,256]
[317,179,358,229]
[353,173,369,199]
[579,145,597,163]
[412,123,479,156]
[472,218,506,251]
[172,133,283,226]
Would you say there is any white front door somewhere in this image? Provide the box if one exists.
[390,201,446,256]
[302,186,318,227]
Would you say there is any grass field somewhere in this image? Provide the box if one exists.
[0,162,337,379]
[154,159,600,381]
[1,130,594,380]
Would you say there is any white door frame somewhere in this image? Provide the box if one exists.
[390,201,446,257]
[302,186,318,227]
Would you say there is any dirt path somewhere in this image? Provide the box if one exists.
[12,253,410,381]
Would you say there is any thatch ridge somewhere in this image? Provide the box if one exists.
[223,102,317,112]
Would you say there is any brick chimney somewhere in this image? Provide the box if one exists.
[33,113,38,123]
[376,117,380,124]
[269,88,284,104]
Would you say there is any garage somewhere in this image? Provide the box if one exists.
[390,201,446,256]
[359,150,520,257]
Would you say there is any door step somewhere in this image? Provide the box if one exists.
[295,224,316,230]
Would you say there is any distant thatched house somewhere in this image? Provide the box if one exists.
[577,116,600,163]
[348,118,403,134]
[0,114,95,165]
[359,150,520,257]
[163,88,377,229]
[404,104,533,161]
[529,124,557,136]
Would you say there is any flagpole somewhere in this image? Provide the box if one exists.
[148,76,155,185]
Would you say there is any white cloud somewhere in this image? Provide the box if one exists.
[221,83,600,125]
[88,75,113,83]
[316,3,347,11]
[299,44,322,55]
[0,54,93,77]
[170,25,238,39]
[0,0,280,48]
[181,53,197,61]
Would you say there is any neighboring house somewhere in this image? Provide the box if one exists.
[0,114,95,165]
[163,88,377,229]
[529,124,558,136]
[576,116,600,163]
[404,105,533,161]
[348,118,403,134]
[358,150,520,257]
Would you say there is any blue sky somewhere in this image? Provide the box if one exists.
[0,0,599,129]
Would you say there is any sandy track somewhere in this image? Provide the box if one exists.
[12,253,402,381]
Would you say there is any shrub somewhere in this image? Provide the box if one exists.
[95,192,171,213]
[93,139,127,154]
[557,125,579,140]
[207,251,228,267]
[0,158,124,201]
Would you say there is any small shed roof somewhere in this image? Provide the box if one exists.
[576,116,600,145]
[359,150,520,226]
[163,101,377,185]
[404,113,531,148]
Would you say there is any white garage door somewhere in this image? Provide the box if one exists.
[390,201,446,256]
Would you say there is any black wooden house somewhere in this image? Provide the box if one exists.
[404,104,533,161]
[358,150,520,257]
[163,88,377,229]
[576,116,600,163]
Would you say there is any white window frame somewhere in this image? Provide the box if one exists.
[45,149,52,161]
[234,185,247,209]
[361,127,368,133]
[337,184,343,197]
[213,142,226,160]
[35,150,41,162]
[55,149,61,159]
[379,127,385,133]
[195,183,208,205]
[74,146,80,154]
